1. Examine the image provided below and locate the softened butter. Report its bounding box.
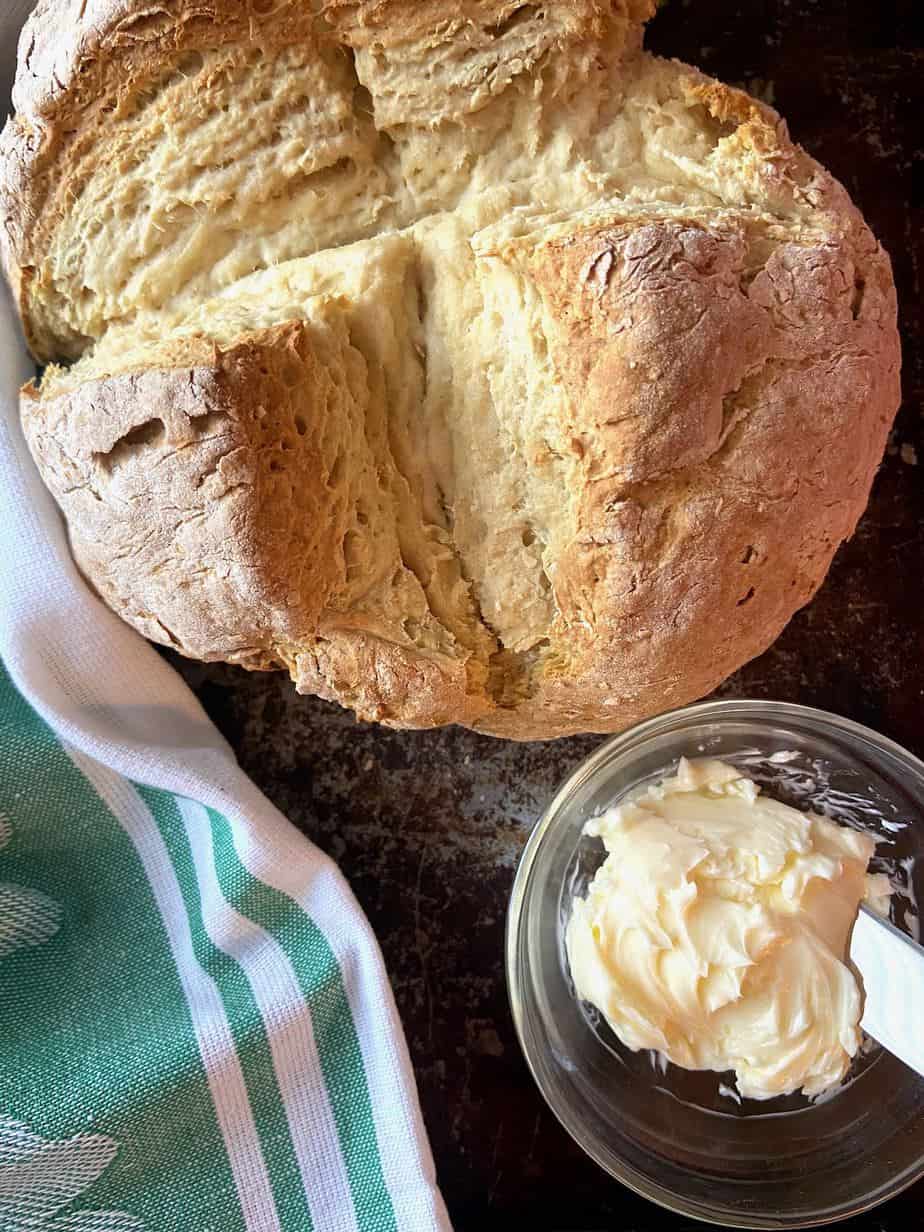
[566,757,891,1100]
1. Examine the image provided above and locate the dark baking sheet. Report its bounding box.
[168,2,924,1227]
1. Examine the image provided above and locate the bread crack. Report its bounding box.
[7,24,829,364]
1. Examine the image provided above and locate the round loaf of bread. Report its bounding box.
[0,1,900,738]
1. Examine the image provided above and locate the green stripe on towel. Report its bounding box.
[208,807,398,1232]
[137,786,314,1232]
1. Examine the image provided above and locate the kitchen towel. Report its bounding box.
[0,4,451,1230]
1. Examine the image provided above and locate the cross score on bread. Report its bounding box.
[0,1,900,739]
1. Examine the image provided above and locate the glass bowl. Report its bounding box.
[506,699,924,1228]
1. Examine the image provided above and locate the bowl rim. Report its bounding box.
[505,697,924,1228]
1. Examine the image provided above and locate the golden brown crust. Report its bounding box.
[23,322,344,663]
[1,0,655,358]
[4,0,902,740]
[2,1,316,357]
[471,209,899,737]
[21,315,495,730]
